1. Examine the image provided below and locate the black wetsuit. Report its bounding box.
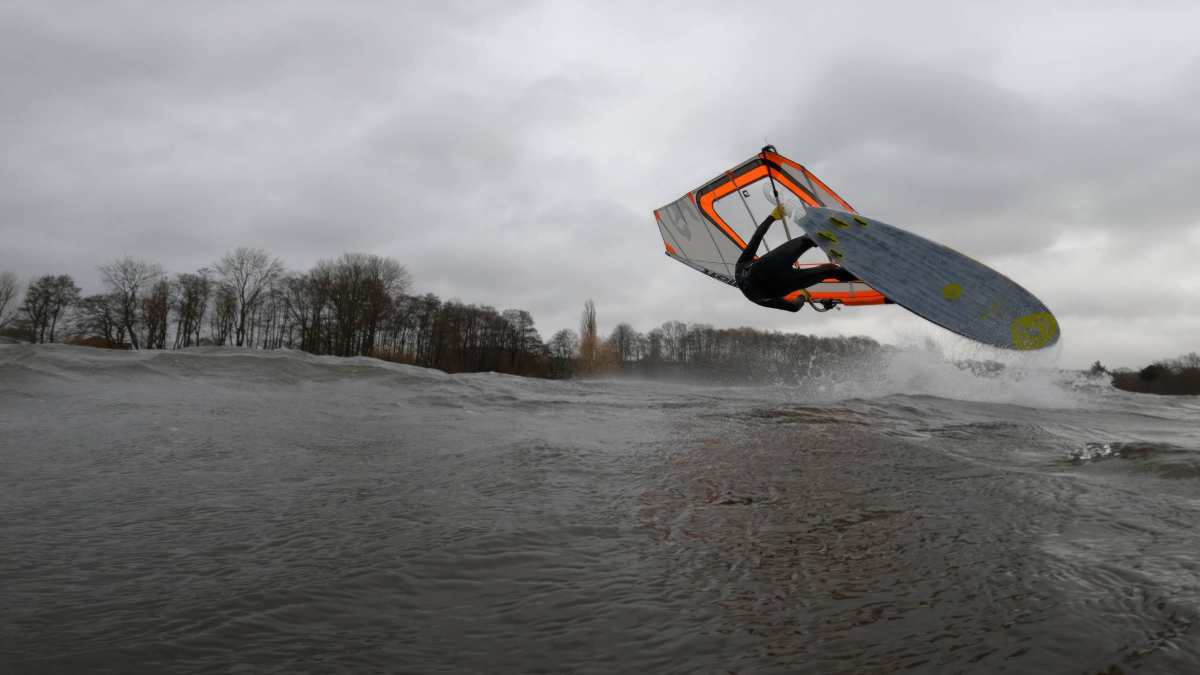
[735,211,857,312]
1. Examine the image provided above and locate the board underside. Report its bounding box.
[794,208,1060,351]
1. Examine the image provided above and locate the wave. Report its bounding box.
[730,337,1098,411]
[0,339,1112,409]
[0,343,721,417]
[0,343,452,386]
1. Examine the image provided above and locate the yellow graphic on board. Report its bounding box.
[853,216,870,227]
[943,284,962,299]
[829,216,849,228]
[828,248,845,259]
[816,231,838,243]
[1011,313,1059,350]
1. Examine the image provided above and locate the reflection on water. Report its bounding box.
[2,344,1200,673]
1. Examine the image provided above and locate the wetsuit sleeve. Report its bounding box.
[756,297,802,312]
[736,212,779,265]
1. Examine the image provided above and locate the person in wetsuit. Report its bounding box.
[736,205,858,312]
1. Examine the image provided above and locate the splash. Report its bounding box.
[1070,442,1116,462]
[797,332,1093,409]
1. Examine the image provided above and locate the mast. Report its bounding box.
[761,144,794,241]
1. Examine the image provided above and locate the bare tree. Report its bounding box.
[19,278,52,342]
[209,284,237,346]
[359,255,412,354]
[305,253,413,356]
[608,322,638,362]
[660,320,687,362]
[19,275,80,343]
[46,275,81,343]
[580,299,596,339]
[212,247,284,347]
[633,331,650,362]
[0,271,21,333]
[44,275,81,343]
[173,271,210,349]
[282,270,331,353]
[140,277,173,349]
[1174,352,1200,371]
[97,255,164,349]
[76,294,125,346]
[645,327,664,363]
[502,309,541,373]
[252,281,291,350]
[548,328,578,379]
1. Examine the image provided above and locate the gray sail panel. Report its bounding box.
[655,195,739,279]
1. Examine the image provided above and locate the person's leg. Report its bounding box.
[750,234,814,270]
[780,264,857,291]
[754,262,857,298]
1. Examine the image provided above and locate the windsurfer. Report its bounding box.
[735,206,857,312]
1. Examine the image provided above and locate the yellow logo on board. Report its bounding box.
[816,231,838,243]
[943,284,961,299]
[1011,313,1059,350]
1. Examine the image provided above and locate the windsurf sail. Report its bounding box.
[653,146,886,306]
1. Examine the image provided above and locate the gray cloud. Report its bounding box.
[787,54,1200,249]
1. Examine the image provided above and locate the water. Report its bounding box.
[2,344,1199,673]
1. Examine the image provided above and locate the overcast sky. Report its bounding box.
[3,1,1199,369]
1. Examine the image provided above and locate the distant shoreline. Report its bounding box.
[1103,353,1200,396]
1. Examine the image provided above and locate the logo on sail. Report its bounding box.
[1010,312,1058,350]
[665,205,692,240]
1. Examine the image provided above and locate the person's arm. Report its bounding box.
[736,206,786,265]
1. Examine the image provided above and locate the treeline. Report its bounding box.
[0,251,551,377]
[584,317,884,383]
[0,253,882,382]
[1095,353,1200,396]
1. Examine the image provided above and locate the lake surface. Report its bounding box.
[2,344,1199,673]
